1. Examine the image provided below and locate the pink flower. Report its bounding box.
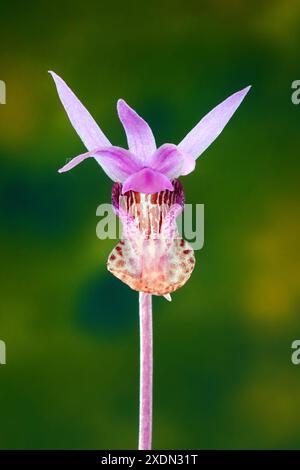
[50,72,251,449]
[50,71,250,296]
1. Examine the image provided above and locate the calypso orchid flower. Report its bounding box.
[50,71,250,449]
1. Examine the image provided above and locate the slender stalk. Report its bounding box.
[138,292,153,450]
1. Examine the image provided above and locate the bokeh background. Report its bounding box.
[0,0,300,450]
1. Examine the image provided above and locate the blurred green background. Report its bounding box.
[0,0,300,450]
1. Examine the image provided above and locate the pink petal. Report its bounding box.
[58,149,96,173]
[122,168,173,194]
[150,143,184,179]
[49,71,111,151]
[178,86,251,172]
[59,146,142,182]
[95,147,142,182]
[180,153,196,175]
[117,99,156,164]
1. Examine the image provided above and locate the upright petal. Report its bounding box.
[117,99,156,163]
[49,71,111,151]
[178,86,251,172]
[58,146,142,182]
